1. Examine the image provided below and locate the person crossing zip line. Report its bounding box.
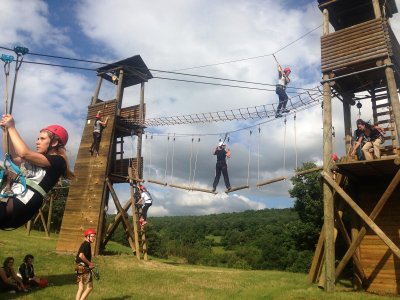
[275,63,291,118]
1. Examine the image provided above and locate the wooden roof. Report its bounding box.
[318,0,398,30]
[97,55,153,88]
[335,157,400,179]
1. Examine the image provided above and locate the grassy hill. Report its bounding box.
[0,228,393,300]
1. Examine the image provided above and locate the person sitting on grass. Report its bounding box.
[19,254,48,289]
[0,257,27,294]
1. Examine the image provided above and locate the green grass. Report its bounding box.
[0,229,396,299]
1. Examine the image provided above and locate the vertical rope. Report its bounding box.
[189,138,194,185]
[170,134,176,182]
[164,135,169,182]
[283,118,287,171]
[247,130,252,186]
[294,112,298,170]
[192,138,200,187]
[257,127,261,186]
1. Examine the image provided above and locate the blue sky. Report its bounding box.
[0,0,399,216]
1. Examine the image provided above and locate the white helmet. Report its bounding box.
[218,141,226,147]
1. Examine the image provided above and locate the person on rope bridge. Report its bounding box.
[90,111,109,157]
[275,63,291,118]
[138,185,152,226]
[75,228,96,300]
[0,114,73,229]
[212,141,231,193]
[351,118,385,161]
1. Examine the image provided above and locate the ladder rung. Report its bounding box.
[376,111,392,117]
[375,103,390,109]
[377,119,391,124]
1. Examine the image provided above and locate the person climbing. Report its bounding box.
[212,141,231,192]
[138,185,152,226]
[0,114,73,229]
[90,111,109,157]
[351,119,385,161]
[275,63,291,118]
[75,229,96,300]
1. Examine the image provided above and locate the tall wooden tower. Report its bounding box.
[309,0,400,294]
[56,56,152,258]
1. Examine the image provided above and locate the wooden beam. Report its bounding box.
[256,176,286,187]
[169,183,192,191]
[225,185,249,193]
[332,169,400,279]
[384,58,400,143]
[147,179,167,186]
[103,199,132,246]
[294,167,323,176]
[106,179,136,253]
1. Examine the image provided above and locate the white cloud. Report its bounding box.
[1,0,399,216]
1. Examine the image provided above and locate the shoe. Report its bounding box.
[89,149,93,155]
[227,187,232,191]
[282,109,290,113]
[212,187,216,192]
[275,113,282,118]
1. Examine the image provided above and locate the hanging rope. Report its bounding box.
[283,117,287,171]
[170,134,176,182]
[164,135,170,182]
[191,138,200,188]
[294,112,298,170]
[9,46,28,114]
[188,137,194,185]
[1,54,13,115]
[246,130,252,186]
[257,126,261,186]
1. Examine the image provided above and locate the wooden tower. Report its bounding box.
[56,56,152,259]
[309,0,400,294]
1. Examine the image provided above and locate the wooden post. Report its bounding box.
[372,0,382,18]
[137,82,145,179]
[384,58,400,143]
[322,7,335,293]
[91,75,103,105]
[129,169,141,259]
[116,69,124,115]
[342,97,352,156]
[47,194,54,234]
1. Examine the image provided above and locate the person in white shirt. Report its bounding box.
[138,185,152,226]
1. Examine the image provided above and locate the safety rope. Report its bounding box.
[294,112,298,170]
[191,138,200,188]
[246,130,252,186]
[188,138,194,185]
[257,127,261,186]
[164,135,169,182]
[170,135,176,182]
[9,46,29,115]
[283,117,287,171]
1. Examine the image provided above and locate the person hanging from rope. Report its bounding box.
[351,119,385,161]
[90,111,108,157]
[75,229,96,300]
[212,141,231,193]
[275,63,291,118]
[0,114,73,229]
[138,185,152,226]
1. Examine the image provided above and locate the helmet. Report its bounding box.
[41,125,68,146]
[332,153,338,162]
[84,228,96,236]
[138,185,145,191]
[218,141,226,147]
[95,114,101,119]
[39,278,48,288]
[283,67,291,74]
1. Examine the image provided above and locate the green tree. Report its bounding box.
[288,161,323,251]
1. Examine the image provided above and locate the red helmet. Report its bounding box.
[332,153,339,162]
[138,185,145,191]
[39,278,48,288]
[95,114,101,119]
[84,228,96,236]
[41,125,68,146]
[283,67,291,75]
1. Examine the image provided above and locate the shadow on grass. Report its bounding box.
[1,274,76,299]
[102,296,133,300]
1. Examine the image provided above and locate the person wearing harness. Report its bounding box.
[212,141,231,193]
[275,63,291,118]
[0,114,73,229]
[75,228,96,300]
[351,119,385,161]
[138,185,152,226]
[89,112,108,157]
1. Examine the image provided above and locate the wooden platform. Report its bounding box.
[56,100,117,253]
[336,157,400,294]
